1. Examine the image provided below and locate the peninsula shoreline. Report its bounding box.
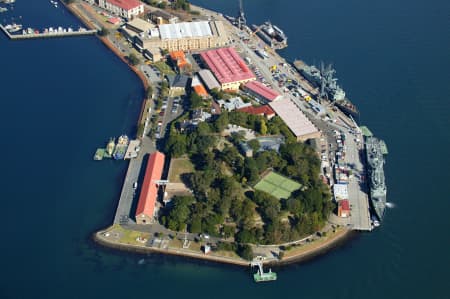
[63,1,358,268]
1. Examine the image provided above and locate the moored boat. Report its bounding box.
[113,135,129,160]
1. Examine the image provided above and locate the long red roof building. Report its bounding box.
[238,105,276,119]
[200,47,255,91]
[244,81,283,103]
[135,151,165,224]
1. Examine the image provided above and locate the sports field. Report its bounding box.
[254,171,301,199]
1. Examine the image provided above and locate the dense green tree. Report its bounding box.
[236,229,256,244]
[127,53,140,66]
[165,133,187,157]
[172,0,190,11]
[166,196,195,231]
[214,111,229,132]
[243,158,259,184]
[189,217,202,233]
[222,226,235,238]
[259,119,268,135]
[237,244,254,261]
[189,92,203,109]
[197,122,211,136]
[247,139,260,153]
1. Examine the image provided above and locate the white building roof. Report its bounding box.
[191,75,201,87]
[269,98,319,138]
[333,183,349,200]
[159,21,212,40]
[198,69,221,90]
[218,97,252,111]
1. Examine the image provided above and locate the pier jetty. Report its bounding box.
[0,24,97,40]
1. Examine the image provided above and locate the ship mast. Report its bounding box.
[237,0,246,30]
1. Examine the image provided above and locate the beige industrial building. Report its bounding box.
[134,21,228,52]
[269,98,321,142]
[125,18,154,34]
[148,9,179,25]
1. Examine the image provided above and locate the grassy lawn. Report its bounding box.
[115,226,150,245]
[168,158,194,183]
[153,61,176,75]
[254,171,301,199]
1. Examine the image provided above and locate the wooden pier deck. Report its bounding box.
[0,24,97,40]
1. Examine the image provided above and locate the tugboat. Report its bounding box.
[251,257,277,282]
[113,135,129,160]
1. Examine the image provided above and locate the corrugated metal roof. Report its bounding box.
[238,105,275,117]
[198,69,221,90]
[135,151,165,219]
[159,21,212,40]
[200,47,255,84]
[269,98,319,138]
[244,81,281,101]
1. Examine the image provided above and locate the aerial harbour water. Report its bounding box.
[1,0,449,298]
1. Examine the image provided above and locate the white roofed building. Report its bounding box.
[134,21,228,52]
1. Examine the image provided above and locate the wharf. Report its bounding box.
[124,139,141,160]
[113,137,155,225]
[0,24,97,40]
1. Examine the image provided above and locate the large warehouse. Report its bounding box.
[135,151,165,224]
[134,21,228,52]
[269,98,321,141]
[200,47,256,91]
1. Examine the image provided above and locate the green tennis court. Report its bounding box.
[254,171,301,199]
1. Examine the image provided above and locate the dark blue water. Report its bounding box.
[1,0,449,298]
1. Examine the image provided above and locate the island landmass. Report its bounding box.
[54,0,387,269]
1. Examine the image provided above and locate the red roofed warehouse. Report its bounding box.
[244,81,283,103]
[135,151,165,224]
[200,47,255,91]
[238,105,276,119]
[98,0,144,19]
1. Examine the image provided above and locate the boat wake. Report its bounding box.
[386,202,396,209]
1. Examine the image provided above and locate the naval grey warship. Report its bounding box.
[365,136,388,221]
[294,61,359,117]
